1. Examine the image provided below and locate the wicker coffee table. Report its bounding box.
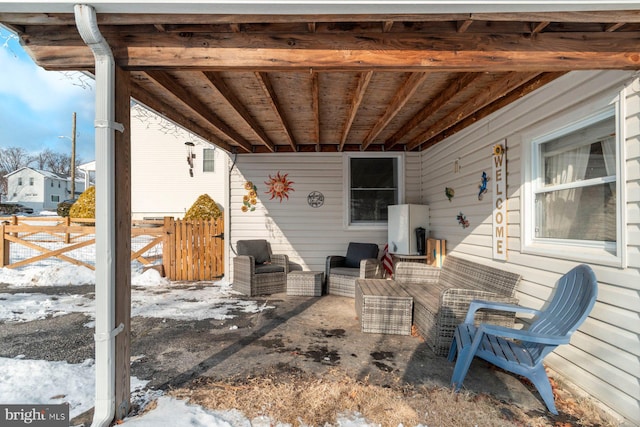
[286,271,324,296]
[355,278,413,335]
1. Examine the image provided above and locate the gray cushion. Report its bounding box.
[344,242,379,268]
[237,239,271,265]
[255,264,285,274]
[330,267,361,277]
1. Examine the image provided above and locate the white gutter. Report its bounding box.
[74,4,124,427]
[3,1,640,14]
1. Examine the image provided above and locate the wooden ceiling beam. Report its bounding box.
[22,29,640,71]
[605,22,626,32]
[144,70,253,153]
[202,71,276,152]
[531,21,550,33]
[339,71,373,151]
[130,84,234,153]
[420,71,566,149]
[311,71,320,150]
[407,71,542,150]
[457,20,473,33]
[254,72,297,151]
[384,72,484,150]
[361,71,428,150]
[5,11,640,26]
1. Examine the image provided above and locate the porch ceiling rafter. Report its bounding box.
[4,10,640,155]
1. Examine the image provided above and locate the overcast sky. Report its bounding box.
[0,26,96,162]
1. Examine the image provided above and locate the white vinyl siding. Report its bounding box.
[230,152,420,273]
[420,70,640,424]
[130,105,226,220]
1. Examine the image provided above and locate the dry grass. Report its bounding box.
[168,368,620,427]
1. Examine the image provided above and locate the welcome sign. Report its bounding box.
[492,141,507,260]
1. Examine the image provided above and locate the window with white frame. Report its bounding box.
[29,177,34,186]
[526,106,621,261]
[202,148,215,172]
[345,153,402,227]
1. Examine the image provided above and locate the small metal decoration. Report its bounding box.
[307,191,324,208]
[457,211,470,229]
[242,181,258,212]
[265,171,294,202]
[445,187,455,202]
[478,171,489,200]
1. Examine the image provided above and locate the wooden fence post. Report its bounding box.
[162,217,174,280]
[0,222,9,267]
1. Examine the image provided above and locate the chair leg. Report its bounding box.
[447,335,458,362]
[528,365,558,415]
[450,325,481,391]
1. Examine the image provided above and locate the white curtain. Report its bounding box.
[543,145,590,238]
[601,136,616,191]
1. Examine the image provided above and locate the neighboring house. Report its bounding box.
[130,103,227,220]
[228,70,640,423]
[4,167,86,211]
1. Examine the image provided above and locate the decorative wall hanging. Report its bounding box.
[445,187,455,202]
[241,181,257,212]
[307,191,324,208]
[457,212,470,229]
[185,141,195,177]
[492,141,508,260]
[478,171,489,200]
[265,171,294,202]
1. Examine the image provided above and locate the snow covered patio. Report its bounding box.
[0,262,619,426]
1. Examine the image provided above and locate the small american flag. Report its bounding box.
[381,243,394,278]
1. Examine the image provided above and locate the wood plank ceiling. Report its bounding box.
[2,11,640,154]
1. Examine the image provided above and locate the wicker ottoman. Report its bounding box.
[355,279,413,335]
[286,271,324,296]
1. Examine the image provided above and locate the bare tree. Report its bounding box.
[31,149,56,170]
[0,146,33,198]
[45,152,72,176]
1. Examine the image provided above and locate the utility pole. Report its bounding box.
[70,112,77,198]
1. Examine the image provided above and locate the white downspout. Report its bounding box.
[74,4,124,427]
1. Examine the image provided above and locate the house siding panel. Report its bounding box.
[230,152,420,273]
[130,105,227,220]
[420,70,640,424]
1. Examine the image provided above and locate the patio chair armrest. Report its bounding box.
[233,255,256,284]
[360,258,382,278]
[477,323,571,346]
[464,299,541,324]
[326,255,346,269]
[394,262,440,284]
[271,254,290,273]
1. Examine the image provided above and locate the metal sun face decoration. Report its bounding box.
[265,171,294,202]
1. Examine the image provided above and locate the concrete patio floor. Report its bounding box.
[137,291,548,413]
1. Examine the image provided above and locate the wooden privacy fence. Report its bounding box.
[0,216,224,281]
[162,217,224,281]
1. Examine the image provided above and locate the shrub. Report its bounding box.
[184,194,222,220]
[69,186,96,219]
[56,199,77,217]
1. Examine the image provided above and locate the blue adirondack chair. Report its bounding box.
[447,264,598,414]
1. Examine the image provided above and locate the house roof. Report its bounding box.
[2,2,640,154]
[4,166,69,180]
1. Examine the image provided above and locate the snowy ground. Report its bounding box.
[0,230,377,427]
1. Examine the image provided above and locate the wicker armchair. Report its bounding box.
[232,239,289,296]
[326,242,382,298]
